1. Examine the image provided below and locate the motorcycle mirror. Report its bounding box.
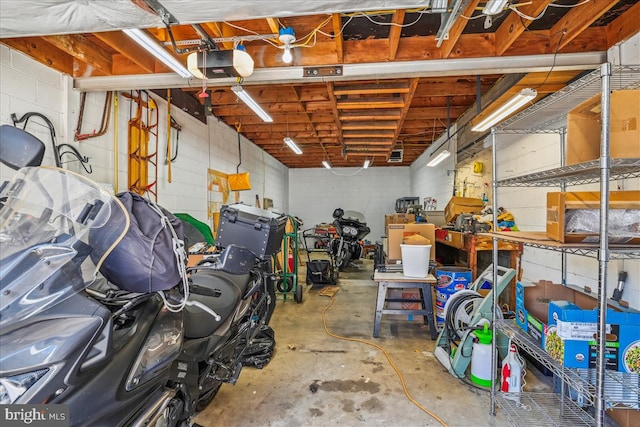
[0,125,46,170]
[333,208,344,219]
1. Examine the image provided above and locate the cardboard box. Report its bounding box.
[546,301,640,373]
[566,90,640,165]
[607,408,640,427]
[444,196,484,223]
[387,223,436,261]
[515,280,579,349]
[546,191,640,244]
[385,213,416,232]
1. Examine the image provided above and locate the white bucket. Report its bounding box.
[400,244,431,278]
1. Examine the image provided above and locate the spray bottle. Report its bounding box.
[501,341,524,403]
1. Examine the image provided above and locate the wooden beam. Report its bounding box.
[336,98,405,109]
[343,130,396,138]
[339,110,403,121]
[202,22,235,50]
[266,18,280,34]
[93,31,157,73]
[1,37,74,76]
[343,139,394,145]
[606,1,640,47]
[44,34,113,75]
[332,13,344,63]
[333,82,410,95]
[495,0,552,56]
[327,81,343,145]
[341,121,398,130]
[393,78,420,141]
[439,0,480,58]
[388,9,406,60]
[550,0,618,51]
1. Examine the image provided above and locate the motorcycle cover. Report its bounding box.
[98,192,185,293]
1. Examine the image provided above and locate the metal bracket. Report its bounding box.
[303,66,343,77]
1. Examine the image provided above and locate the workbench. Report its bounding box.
[435,230,522,305]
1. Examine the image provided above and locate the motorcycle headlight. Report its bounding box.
[126,311,182,391]
[0,368,49,404]
[343,226,357,237]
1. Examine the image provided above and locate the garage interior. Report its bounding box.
[0,1,639,426]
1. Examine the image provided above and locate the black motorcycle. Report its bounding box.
[0,125,278,426]
[328,208,370,270]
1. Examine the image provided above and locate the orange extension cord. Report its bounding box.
[319,293,450,427]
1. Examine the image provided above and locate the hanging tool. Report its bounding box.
[228,121,251,191]
[75,92,112,141]
[167,89,172,183]
[612,271,627,302]
[11,112,61,167]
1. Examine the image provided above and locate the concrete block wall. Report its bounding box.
[288,166,411,244]
[0,45,70,180]
[410,131,456,212]
[0,46,288,232]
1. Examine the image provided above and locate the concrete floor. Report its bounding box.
[194,257,544,427]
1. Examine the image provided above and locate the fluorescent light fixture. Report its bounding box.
[363,159,371,169]
[322,160,331,169]
[427,149,451,167]
[231,85,273,122]
[483,0,509,15]
[283,137,303,154]
[123,29,193,78]
[430,0,449,13]
[472,88,537,132]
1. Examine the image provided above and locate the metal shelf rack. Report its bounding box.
[481,232,640,260]
[496,158,640,188]
[497,393,595,427]
[487,63,640,427]
[497,320,640,409]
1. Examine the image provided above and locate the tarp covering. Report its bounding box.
[0,0,432,38]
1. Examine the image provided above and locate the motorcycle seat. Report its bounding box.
[183,270,250,338]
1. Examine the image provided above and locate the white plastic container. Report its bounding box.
[400,244,431,278]
[501,343,524,403]
[470,325,494,387]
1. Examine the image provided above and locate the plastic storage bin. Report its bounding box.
[400,244,431,277]
[216,204,287,259]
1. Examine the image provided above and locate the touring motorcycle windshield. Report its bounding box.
[342,210,366,224]
[0,167,128,330]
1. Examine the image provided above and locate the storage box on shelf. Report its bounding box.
[566,90,640,165]
[216,203,287,260]
[546,301,640,373]
[444,196,484,224]
[384,213,415,232]
[546,190,640,244]
[515,280,580,349]
[386,223,435,261]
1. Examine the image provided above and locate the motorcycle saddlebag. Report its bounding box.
[305,260,335,286]
[98,192,185,293]
[216,204,286,260]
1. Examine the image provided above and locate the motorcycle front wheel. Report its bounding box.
[195,383,222,412]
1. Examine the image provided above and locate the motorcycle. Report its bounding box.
[0,125,278,426]
[328,208,370,270]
